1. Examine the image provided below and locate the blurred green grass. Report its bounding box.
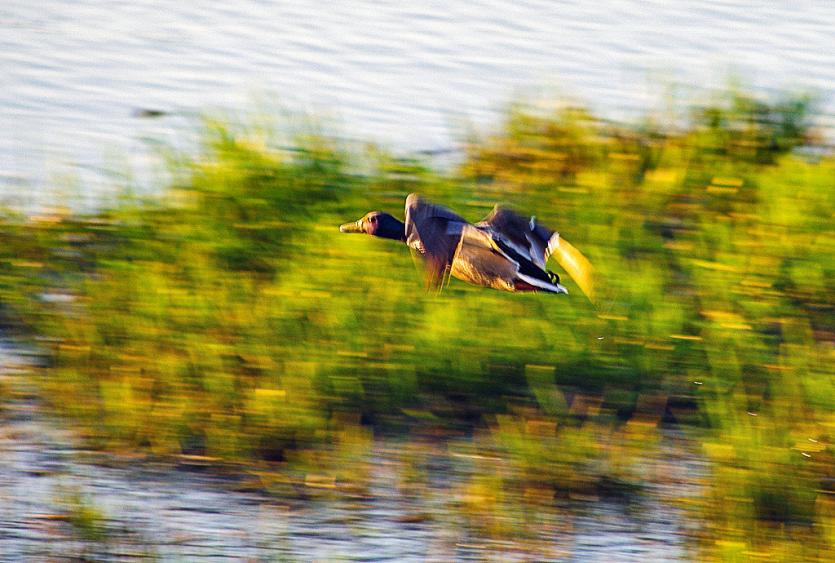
[0,88,833,560]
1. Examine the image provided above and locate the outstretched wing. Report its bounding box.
[479,205,596,301]
[478,205,554,269]
[404,193,467,289]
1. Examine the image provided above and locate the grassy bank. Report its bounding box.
[1,89,833,559]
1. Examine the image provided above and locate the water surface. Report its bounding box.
[2,1,834,206]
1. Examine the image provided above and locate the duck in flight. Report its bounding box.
[339,193,595,298]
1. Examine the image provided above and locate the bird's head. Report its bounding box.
[339,211,405,241]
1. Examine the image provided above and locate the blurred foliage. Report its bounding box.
[0,89,832,560]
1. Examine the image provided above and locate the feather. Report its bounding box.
[477,205,553,269]
[479,204,596,301]
[404,193,466,288]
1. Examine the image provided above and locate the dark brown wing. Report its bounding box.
[404,193,467,288]
[479,204,597,301]
[477,205,555,269]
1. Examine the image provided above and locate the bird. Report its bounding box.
[339,193,596,298]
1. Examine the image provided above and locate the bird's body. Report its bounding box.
[340,193,594,297]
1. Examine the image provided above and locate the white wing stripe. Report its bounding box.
[525,233,547,269]
[545,232,561,260]
[516,272,568,294]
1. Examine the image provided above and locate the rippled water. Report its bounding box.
[2,1,835,206]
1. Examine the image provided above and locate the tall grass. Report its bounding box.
[0,89,832,559]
